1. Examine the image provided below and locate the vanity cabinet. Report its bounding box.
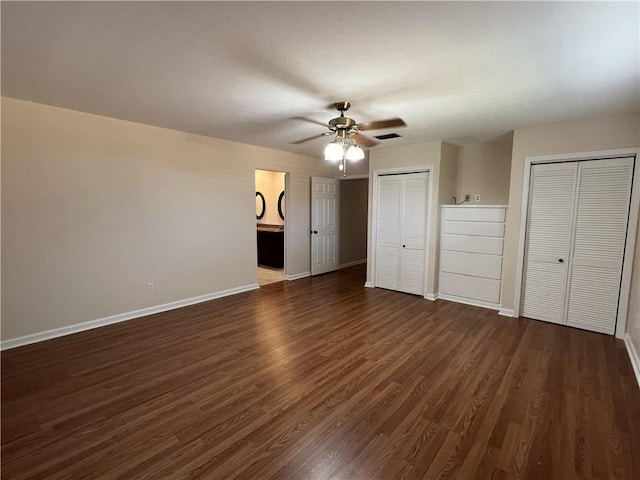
[257,227,284,268]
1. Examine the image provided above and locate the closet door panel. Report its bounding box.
[375,177,401,290]
[376,246,400,291]
[399,172,429,295]
[376,177,401,248]
[566,157,634,333]
[522,262,569,324]
[401,173,429,249]
[400,249,426,295]
[522,162,577,324]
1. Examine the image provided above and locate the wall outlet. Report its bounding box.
[464,193,471,202]
[475,194,481,202]
[147,282,154,293]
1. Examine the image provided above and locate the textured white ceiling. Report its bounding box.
[2,1,638,157]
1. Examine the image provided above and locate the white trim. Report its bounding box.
[338,259,367,269]
[624,334,640,389]
[437,293,501,311]
[498,308,515,317]
[424,293,438,301]
[369,165,435,298]
[285,271,311,281]
[0,283,259,351]
[513,148,640,339]
[283,171,291,278]
[364,281,374,288]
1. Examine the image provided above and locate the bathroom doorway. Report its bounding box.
[255,169,286,286]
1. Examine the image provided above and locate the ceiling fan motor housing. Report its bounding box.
[328,116,357,131]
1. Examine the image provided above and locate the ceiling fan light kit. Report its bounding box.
[293,101,406,176]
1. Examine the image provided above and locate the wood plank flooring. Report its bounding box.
[2,265,639,479]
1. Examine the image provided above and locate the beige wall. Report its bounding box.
[501,112,640,313]
[339,178,368,266]
[627,218,640,363]
[367,141,442,295]
[1,97,334,341]
[456,133,513,205]
[439,142,460,205]
[255,169,285,226]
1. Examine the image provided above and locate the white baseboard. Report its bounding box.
[338,259,367,269]
[498,308,515,317]
[285,271,310,281]
[624,333,640,389]
[437,293,501,311]
[424,293,438,301]
[364,281,374,288]
[0,283,260,351]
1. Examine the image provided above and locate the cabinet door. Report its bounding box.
[566,157,634,334]
[375,176,402,290]
[522,162,577,324]
[399,172,429,295]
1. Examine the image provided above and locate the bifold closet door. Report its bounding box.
[565,157,634,333]
[399,173,429,295]
[375,176,402,291]
[375,172,429,295]
[522,156,634,334]
[522,162,577,324]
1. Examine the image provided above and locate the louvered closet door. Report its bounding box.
[566,157,634,334]
[375,176,402,290]
[400,173,429,295]
[522,162,577,324]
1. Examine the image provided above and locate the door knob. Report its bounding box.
[312,230,318,234]
[403,244,406,248]
[558,258,564,263]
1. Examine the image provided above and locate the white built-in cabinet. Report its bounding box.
[438,206,507,308]
[375,172,429,296]
[522,156,635,335]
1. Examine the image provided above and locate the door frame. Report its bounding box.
[368,165,435,299]
[514,147,640,338]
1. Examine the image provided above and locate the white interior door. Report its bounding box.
[522,162,577,324]
[565,157,634,334]
[311,177,338,275]
[399,172,429,295]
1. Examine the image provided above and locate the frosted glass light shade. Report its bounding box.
[324,142,344,162]
[345,144,365,161]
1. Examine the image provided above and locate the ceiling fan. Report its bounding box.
[291,101,407,148]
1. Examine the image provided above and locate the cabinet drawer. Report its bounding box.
[444,207,506,222]
[443,221,505,237]
[440,250,502,279]
[442,234,504,255]
[439,272,501,304]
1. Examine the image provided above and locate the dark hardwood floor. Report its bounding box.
[2,264,639,479]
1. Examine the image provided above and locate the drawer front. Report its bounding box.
[439,272,501,304]
[440,251,503,279]
[443,207,506,222]
[443,221,505,237]
[442,234,504,255]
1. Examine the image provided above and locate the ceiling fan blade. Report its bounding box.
[290,132,331,145]
[357,118,407,131]
[290,116,329,128]
[353,132,380,148]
